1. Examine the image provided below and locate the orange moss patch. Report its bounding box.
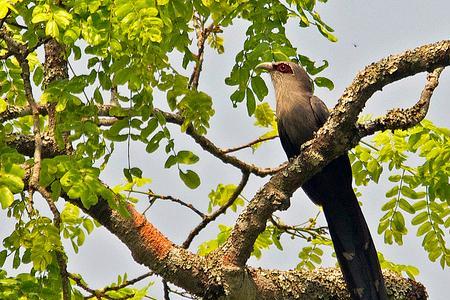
[130,205,173,259]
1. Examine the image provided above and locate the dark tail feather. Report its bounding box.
[322,191,388,300]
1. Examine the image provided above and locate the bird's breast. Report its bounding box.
[276,98,319,148]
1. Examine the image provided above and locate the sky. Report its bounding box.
[1,0,450,299]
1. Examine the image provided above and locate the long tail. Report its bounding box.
[322,190,388,300]
[302,155,388,299]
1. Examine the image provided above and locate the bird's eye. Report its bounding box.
[276,63,292,74]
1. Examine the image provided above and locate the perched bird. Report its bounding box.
[256,61,388,300]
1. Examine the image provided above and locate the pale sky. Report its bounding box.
[1,1,449,299]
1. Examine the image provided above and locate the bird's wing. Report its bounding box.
[277,120,298,159]
[310,95,330,127]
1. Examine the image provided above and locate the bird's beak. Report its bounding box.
[255,62,274,72]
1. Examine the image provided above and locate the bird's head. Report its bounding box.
[256,61,313,94]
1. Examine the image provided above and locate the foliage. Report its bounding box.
[208,183,244,213]
[378,253,420,280]
[350,120,450,268]
[296,238,330,270]
[0,268,62,300]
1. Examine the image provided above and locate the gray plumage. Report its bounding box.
[257,61,388,300]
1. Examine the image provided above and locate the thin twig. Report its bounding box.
[188,14,215,90]
[221,135,278,154]
[126,189,205,218]
[69,273,98,296]
[163,279,171,300]
[69,272,153,299]
[105,272,153,292]
[182,171,250,249]
[166,285,199,299]
[269,215,329,241]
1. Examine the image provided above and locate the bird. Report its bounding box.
[256,61,388,300]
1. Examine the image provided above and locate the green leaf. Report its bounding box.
[314,77,334,90]
[0,5,8,19]
[399,198,415,214]
[146,131,164,153]
[177,151,199,165]
[13,250,20,269]
[0,250,7,267]
[0,98,6,113]
[33,66,44,86]
[83,219,95,234]
[412,200,427,211]
[130,167,143,178]
[316,23,338,42]
[45,19,59,38]
[381,198,396,211]
[230,89,245,104]
[246,88,256,116]
[385,186,399,198]
[53,8,72,29]
[401,186,418,199]
[0,173,24,193]
[254,103,275,128]
[389,175,402,182]
[123,168,132,182]
[392,211,406,233]
[32,13,50,24]
[411,211,428,225]
[251,76,268,100]
[50,180,61,201]
[417,222,431,236]
[164,155,177,168]
[0,186,14,209]
[179,169,200,189]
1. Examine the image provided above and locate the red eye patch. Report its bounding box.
[275,63,293,74]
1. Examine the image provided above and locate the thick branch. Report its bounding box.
[219,40,450,267]
[249,268,427,300]
[62,194,209,296]
[21,161,426,299]
[358,67,444,136]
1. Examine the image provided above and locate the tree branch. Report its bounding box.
[1,27,43,215]
[129,190,205,218]
[1,103,283,176]
[38,187,70,300]
[221,135,278,154]
[358,67,444,136]
[156,109,284,176]
[188,14,215,90]
[219,39,450,267]
[249,268,427,300]
[182,171,250,249]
